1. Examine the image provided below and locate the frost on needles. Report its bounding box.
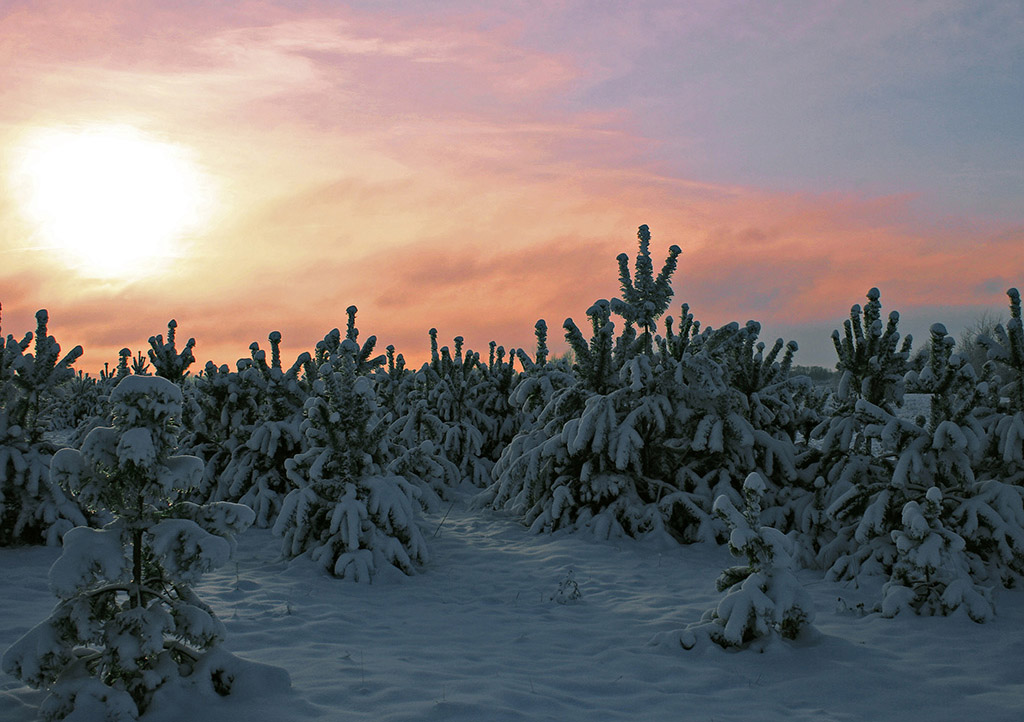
[2,375,259,721]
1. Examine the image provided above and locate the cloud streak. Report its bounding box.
[0,1,1020,370]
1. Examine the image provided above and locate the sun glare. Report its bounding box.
[9,124,213,279]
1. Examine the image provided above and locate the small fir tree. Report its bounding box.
[222,336,314,527]
[0,308,87,545]
[386,397,461,510]
[313,306,385,375]
[481,300,672,539]
[723,329,818,534]
[115,348,133,380]
[147,320,195,382]
[804,289,913,578]
[274,341,427,582]
[977,288,1024,485]
[882,486,994,622]
[417,332,494,487]
[130,351,151,376]
[513,320,573,425]
[481,227,794,544]
[2,376,255,720]
[181,359,263,504]
[831,288,911,412]
[669,473,814,650]
[817,317,1024,604]
[375,344,413,422]
[924,309,1024,587]
[49,372,105,435]
[610,224,682,353]
[476,341,523,466]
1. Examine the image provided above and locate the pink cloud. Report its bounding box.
[0,2,1020,373]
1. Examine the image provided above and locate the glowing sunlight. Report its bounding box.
[8,124,213,279]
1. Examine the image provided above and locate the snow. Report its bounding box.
[47,526,127,598]
[4,498,1024,721]
[109,375,183,405]
[149,518,232,582]
[116,428,157,469]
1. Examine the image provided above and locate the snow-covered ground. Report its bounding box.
[3,494,1023,722]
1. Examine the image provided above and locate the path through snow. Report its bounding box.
[2,497,1023,721]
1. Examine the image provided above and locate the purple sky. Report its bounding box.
[1,1,1022,370]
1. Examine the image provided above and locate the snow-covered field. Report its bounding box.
[3,493,1023,722]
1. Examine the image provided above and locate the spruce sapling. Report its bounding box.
[882,486,994,622]
[0,308,87,545]
[274,339,427,582]
[674,472,814,649]
[3,376,255,720]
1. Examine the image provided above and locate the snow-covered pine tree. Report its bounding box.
[513,320,573,427]
[662,472,814,650]
[273,332,427,581]
[67,351,126,452]
[481,298,672,539]
[654,319,755,542]
[652,301,767,543]
[314,305,385,375]
[5,310,85,444]
[818,312,1024,606]
[664,319,815,543]
[67,348,142,452]
[148,319,195,382]
[611,224,681,354]
[481,227,695,540]
[803,289,913,578]
[2,375,255,720]
[711,327,823,541]
[476,341,523,467]
[223,335,314,527]
[377,332,471,509]
[130,350,150,376]
[832,288,911,412]
[898,325,986,506]
[376,331,480,504]
[726,330,803,475]
[0,306,36,389]
[48,372,105,436]
[218,310,381,530]
[417,330,494,488]
[882,486,994,622]
[865,326,993,618]
[386,396,460,510]
[0,308,87,545]
[115,348,132,380]
[565,298,619,395]
[828,321,1023,615]
[977,287,1024,485]
[181,359,263,504]
[658,301,701,361]
[376,344,413,422]
[928,297,1024,587]
[979,288,1024,407]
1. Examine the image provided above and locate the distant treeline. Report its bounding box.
[791,364,840,386]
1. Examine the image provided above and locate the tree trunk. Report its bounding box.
[132,527,143,608]
[132,490,144,608]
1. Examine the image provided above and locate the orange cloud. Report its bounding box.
[0,3,1020,373]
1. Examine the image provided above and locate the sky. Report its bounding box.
[1,0,1022,372]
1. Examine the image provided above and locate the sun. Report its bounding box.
[9,124,213,279]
